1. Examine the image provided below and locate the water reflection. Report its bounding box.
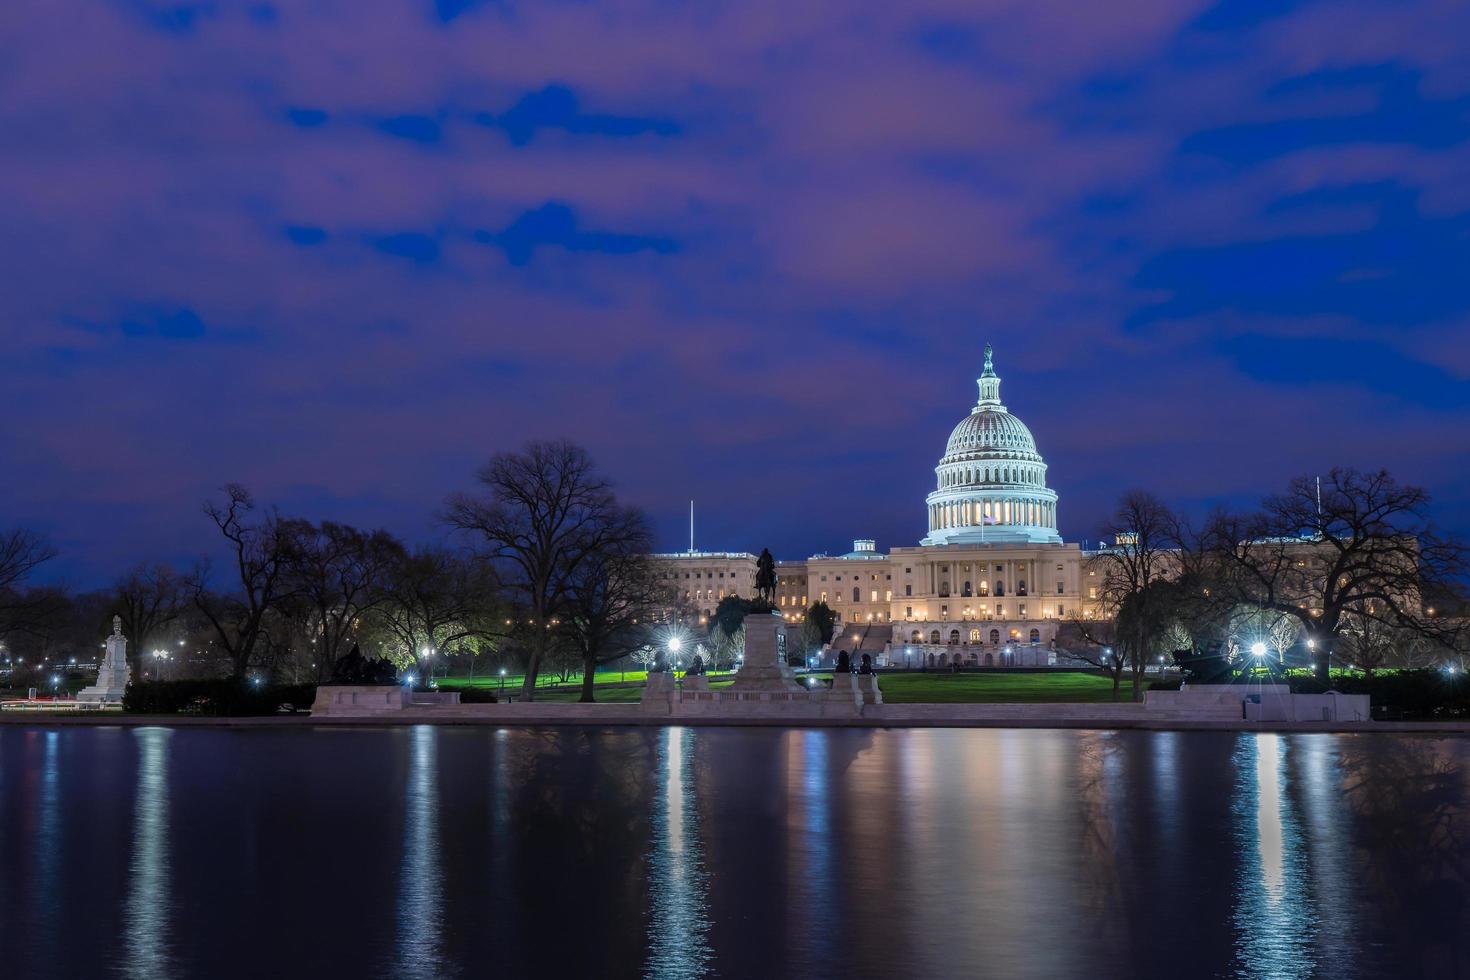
[124,728,174,980]
[645,726,711,980]
[1,726,1467,979]
[30,731,61,953]
[396,726,451,980]
[1232,734,1314,980]
[1338,736,1470,976]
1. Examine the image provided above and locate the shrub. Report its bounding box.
[457,687,498,704]
[123,679,317,716]
[1290,669,1470,720]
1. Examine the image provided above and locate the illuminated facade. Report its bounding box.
[654,345,1099,665]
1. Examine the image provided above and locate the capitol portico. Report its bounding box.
[654,344,1101,667]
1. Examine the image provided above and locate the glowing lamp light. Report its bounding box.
[668,637,683,652]
[1251,642,1267,658]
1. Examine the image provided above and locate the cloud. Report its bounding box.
[376,113,442,144]
[286,106,329,127]
[370,232,441,263]
[0,0,1467,584]
[479,84,681,145]
[478,202,676,266]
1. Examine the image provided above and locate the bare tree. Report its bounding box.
[188,485,298,679]
[0,527,58,640]
[279,520,404,682]
[1089,491,1180,700]
[557,509,671,702]
[373,546,499,676]
[1211,468,1469,681]
[113,563,185,671]
[1056,618,1127,701]
[444,439,631,701]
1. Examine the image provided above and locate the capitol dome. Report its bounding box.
[921,344,1061,546]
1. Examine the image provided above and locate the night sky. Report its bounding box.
[4,0,1469,586]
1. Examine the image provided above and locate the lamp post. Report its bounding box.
[499,667,506,695]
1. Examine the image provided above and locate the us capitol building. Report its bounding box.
[655,345,1102,667]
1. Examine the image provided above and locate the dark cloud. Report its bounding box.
[376,113,442,144]
[0,0,1466,584]
[478,84,680,146]
[285,106,329,127]
[1132,184,1470,327]
[478,202,676,266]
[370,232,440,263]
[285,224,327,245]
[1181,64,1470,165]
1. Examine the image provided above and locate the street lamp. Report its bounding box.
[499,667,507,694]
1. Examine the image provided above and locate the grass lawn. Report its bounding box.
[874,671,1143,704]
[439,670,1142,704]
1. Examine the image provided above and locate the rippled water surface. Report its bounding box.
[1,725,1467,979]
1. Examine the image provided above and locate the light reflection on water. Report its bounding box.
[1233,733,1315,980]
[396,725,452,980]
[1,726,1467,979]
[30,731,61,953]
[645,726,712,980]
[123,727,174,980]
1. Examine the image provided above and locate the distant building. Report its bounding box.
[652,344,1099,665]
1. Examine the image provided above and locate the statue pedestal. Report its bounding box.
[857,673,883,705]
[639,671,676,714]
[682,674,710,692]
[729,612,803,693]
[826,672,863,707]
[78,619,130,704]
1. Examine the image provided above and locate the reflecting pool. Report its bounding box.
[0,726,1466,979]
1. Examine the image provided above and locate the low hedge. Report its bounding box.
[1290,669,1470,720]
[456,687,498,703]
[123,679,317,716]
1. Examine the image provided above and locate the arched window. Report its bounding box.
[979,581,989,596]
[995,582,1005,597]
[1029,628,1041,644]
[910,630,921,643]
[948,630,960,645]
[969,628,981,642]
[929,630,941,644]
[940,581,950,597]
[852,587,860,602]
[989,628,1000,644]
[1018,579,1027,596]
[962,581,972,597]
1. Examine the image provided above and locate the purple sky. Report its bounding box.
[3,0,1469,586]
